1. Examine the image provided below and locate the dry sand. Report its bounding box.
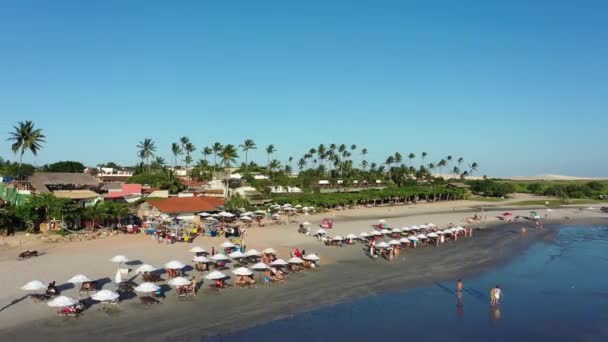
[0,199,606,341]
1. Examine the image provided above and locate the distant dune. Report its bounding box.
[508,174,608,181]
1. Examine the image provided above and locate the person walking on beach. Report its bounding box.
[457,279,464,295]
[521,227,527,237]
[211,246,215,256]
[490,285,502,306]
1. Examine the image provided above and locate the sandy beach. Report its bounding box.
[1,199,606,341]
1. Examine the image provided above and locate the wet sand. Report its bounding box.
[1,204,606,342]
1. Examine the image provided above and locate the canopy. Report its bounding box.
[288,257,304,264]
[229,251,246,259]
[232,267,253,276]
[251,262,270,270]
[168,277,192,286]
[68,274,91,284]
[262,248,276,254]
[391,228,402,233]
[333,235,344,241]
[164,260,186,269]
[91,290,120,302]
[270,259,288,266]
[47,296,79,308]
[135,264,157,273]
[193,256,211,263]
[219,211,235,217]
[346,234,358,239]
[303,254,320,261]
[399,237,410,243]
[198,212,211,217]
[244,249,261,257]
[302,221,311,226]
[408,236,419,241]
[134,282,160,293]
[371,231,382,236]
[380,229,391,234]
[189,246,206,253]
[204,271,227,280]
[220,241,236,248]
[21,280,47,291]
[211,253,229,261]
[388,240,401,245]
[359,232,370,238]
[110,255,129,263]
[376,242,390,248]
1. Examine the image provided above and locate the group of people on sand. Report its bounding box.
[235,275,256,286]
[176,277,198,296]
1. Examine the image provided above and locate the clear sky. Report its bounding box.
[0,0,606,177]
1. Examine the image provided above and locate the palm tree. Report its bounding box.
[171,143,183,169]
[268,159,281,184]
[179,136,190,168]
[266,144,276,176]
[457,157,464,167]
[84,202,108,231]
[288,156,293,172]
[453,166,461,176]
[385,155,395,179]
[298,158,306,171]
[408,153,416,167]
[159,169,184,193]
[7,120,46,172]
[421,152,427,166]
[184,142,196,180]
[137,138,156,171]
[468,162,479,176]
[318,144,326,168]
[239,139,257,172]
[446,155,453,170]
[212,142,223,176]
[152,157,166,169]
[437,159,447,175]
[361,148,368,170]
[220,144,239,196]
[394,152,403,166]
[202,146,213,164]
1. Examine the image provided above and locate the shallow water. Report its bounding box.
[204,226,608,342]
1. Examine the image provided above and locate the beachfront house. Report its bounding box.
[268,185,303,194]
[232,186,272,205]
[137,196,225,222]
[27,172,102,207]
[104,183,142,203]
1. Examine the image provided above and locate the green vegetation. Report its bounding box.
[0,159,35,178]
[495,180,608,199]
[507,199,605,207]
[127,169,185,194]
[467,180,516,197]
[42,160,85,173]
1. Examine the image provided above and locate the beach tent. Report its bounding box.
[91,290,120,302]
[68,274,91,284]
[193,256,211,263]
[135,264,157,273]
[134,282,160,293]
[205,271,227,280]
[47,296,79,308]
[21,280,47,291]
[164,260,186,269]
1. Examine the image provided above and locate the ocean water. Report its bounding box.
[204,226,608,342]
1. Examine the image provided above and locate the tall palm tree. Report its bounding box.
[171,143,183,169]
[202,146,213,164]
[317,144,326,168]
[220,144,239,196]
[408,153,416,167]
[268,159,281,184]
[212,142,223,176]
[394,152,403,166]
[468,162,479,176]
[137,138,156,171]
[361,148,368,170]
[421,152,427,166]
[446,155,453,170]
[179,136,190,168]
[7,120,46,172]
[239,139,257,172]
[184,142,196,180]
[385,155,395,179]
[457,157,464,167]
[266,144,276,176]
[437,159,447,175]
[152,157,166,169]
[288,156,293,172]
[298,158,306,171]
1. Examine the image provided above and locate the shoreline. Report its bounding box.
[3,216,606,341]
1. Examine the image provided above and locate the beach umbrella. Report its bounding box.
[502,212,512,216]
[272,213,281,218]
[232,267,253,276]
[135,264,157,274]
[251,262,270,270]
[399,237,410,244]
[408,236,419,241]
[380,229,391,235]
[333,235,344,241]
[205,217,218,222]
[21,280,47,291]
[456,227,466,232]
[301,221,311,226]
[245,249,261,257]
[68,274,91,284]
[288,257,303,264]
[417,234,427,239]
[295,204,302,208]
[198,212,211,217]
[391,228,402,233]
[229,251,246,259]
[211,253,229,261]
[241,211,254,217]
[168,277,192,287]
[110,255,129,263]
[262,248,276,255]
[164,260,186,269]
[371,231,382,236]
[134,282,160,293]
[47,296,79,308]
[378,219,386,223]
[346,233,358,240]
[220,241,236,248]
[359,232,370,238]
[219,211,235,218]
[316,228,327,235]
[302,206,309,211]
[204,271,227,280]
[240,216,252,221]
[427,223,436,227]
[189,246,206,253]
[193,256,211,263]
[255,210,266,214]
[91,290,120,302]
[410,225,420,230]
[388,240,401,245]
[427,233,439,238]
[303,254,320,261]
[376,242,390,248]
[401,227,411,232]
[271,259,289,266]
[419,225,428,230]
[212,213,220,217]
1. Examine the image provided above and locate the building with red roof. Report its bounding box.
[137,196,224,221]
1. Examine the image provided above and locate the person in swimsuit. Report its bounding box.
[494,285,502,305]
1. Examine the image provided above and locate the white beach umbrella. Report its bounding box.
[212,214,220,217]
[399,237,410,244]
[164,260,186,269]
[417,234,427,239]
[135,264,157,274]
[91,290,120,302]
[134,282,160,293]
[272,213,281,218]
[295,204,302,208]
[189,246,206,253]
[288,257,304,264]
[232,267,253,276]
[229,251,246,259]
[391,228,402,233]
[21,280,47,291]
[401,227,411,232]
[427,232,439,238]
[302,221,311,226]
[376,242,390,248]
[168,277,192,287]
[388,239,401,245]
[436,230,446,235]
[333,235,344,241]
[262,248,277,255]
[219,211,235,218]
[316,228,327,235]
[251,262,270,270]
[360,232,370,238]
[419,224,428,230]
[110,255,129,263]
[427,223,436,227]
[410,225,420,230]
[371,231,382,236]
[270,258,289,266]
[381,229,391,235]
[68,274,91,284]
[204,271,227,280]
[205,217,218,222]
[408,236,419,241]
[241,211,254,217]
[255,210,266,214]
[240,216,252,221]
[303,254,320,261]
[456,227,466,231]
[47,296,79,308]
[220,241,236,248]
[245,249,261,257]
[346,233,358,240]
[302,206,309,211]
[211,253,229,261]
[193,256,211,263]
[378,219,386,223]
[198,212,211,217]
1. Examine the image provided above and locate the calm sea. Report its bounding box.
[204,225,608,342]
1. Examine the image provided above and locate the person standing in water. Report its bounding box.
[457,279,464,295]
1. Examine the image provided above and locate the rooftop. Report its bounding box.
[146,196,224,214]
[29,172,99,193]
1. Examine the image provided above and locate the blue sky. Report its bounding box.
[0,0,606,177]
